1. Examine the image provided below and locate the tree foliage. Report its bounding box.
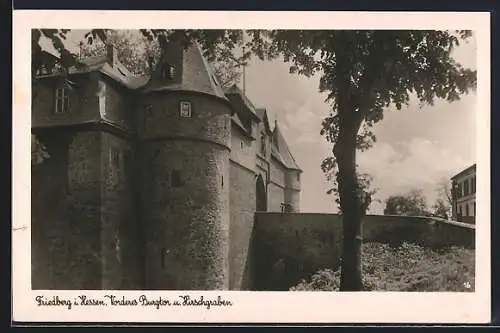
[32,29,248,81]
[431,179,453,219]
[76,30,242,87]
[384,189,430,216]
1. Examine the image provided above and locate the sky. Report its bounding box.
[240,34,477,214]
[40,30,477,214]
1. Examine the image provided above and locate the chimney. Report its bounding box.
[106,44,118,67]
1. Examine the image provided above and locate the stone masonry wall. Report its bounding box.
[252,213,475,290]
[141,140,230,290]
[32,130,73,289]
[32,131,103,289]
[229,161,256,290]
[100,132,138,289]
[252,213,342,290]
[139,90,231,290]
[268,183,285,212]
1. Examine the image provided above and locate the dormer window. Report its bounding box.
[37,65,50,76]
[179,101,192,118]
[55,87,69,114]
[161,62,176,81]
[260,132,266,156]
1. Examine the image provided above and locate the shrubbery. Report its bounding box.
[290,242,475,292]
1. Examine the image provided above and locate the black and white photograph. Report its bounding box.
[14,11,491,323]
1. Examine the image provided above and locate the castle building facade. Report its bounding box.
[31,43,302,291]
[451,163,476,224]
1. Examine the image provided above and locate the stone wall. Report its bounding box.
[229,162,256,290]
[100,132,138,289]
[141,140,230,290]
[252,213,475,290]
[32,130,103,289]
[267,182,285,212]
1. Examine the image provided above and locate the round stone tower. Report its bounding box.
[139,42,231,290]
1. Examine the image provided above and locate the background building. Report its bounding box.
[451,163,476,224]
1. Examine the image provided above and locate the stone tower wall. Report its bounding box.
[285,170,301,212]
[139,92,231,290]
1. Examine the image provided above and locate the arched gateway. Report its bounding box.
[256,174,267,212]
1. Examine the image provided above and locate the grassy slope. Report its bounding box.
[290,242,475,292]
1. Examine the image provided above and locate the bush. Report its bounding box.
[290,242,475,292]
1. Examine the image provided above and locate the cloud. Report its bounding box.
[358,138,470,214]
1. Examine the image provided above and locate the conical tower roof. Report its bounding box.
[141,42,228,101]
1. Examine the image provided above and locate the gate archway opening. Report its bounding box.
[256,174,267,212]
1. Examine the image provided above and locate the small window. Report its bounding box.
[296,173,300,182]
[161,63,176,81]
[55,87,70,114]
[222,176,224,188]
[171,170,182,187]
[465,203,469,217]
[473,202,476,216]
[240,141,244,149]
[110,147,121,167]
[179,101,192,118]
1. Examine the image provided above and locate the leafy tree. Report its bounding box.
[77,30,242,87]
[432,199,450,219]
[77,30,161,75]
[429,179,454,219]
[245,30,476,290]
[384,189,430,216]
[33,29,477,291]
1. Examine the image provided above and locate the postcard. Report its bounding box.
[12,10,491,324]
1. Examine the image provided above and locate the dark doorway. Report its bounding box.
[256,174,267,212]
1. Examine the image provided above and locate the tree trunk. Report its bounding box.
[334,104,364,291]
[335,133,364,291]
[332,36,364,291]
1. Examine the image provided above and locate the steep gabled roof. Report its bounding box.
[224,85,260,121]
[256,108,272,134]
[231,112,256,140]
[141,43,228,101]
[271,122,301,171]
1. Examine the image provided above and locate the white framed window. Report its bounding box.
[179,101,192,118]
[55,87,70,114]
